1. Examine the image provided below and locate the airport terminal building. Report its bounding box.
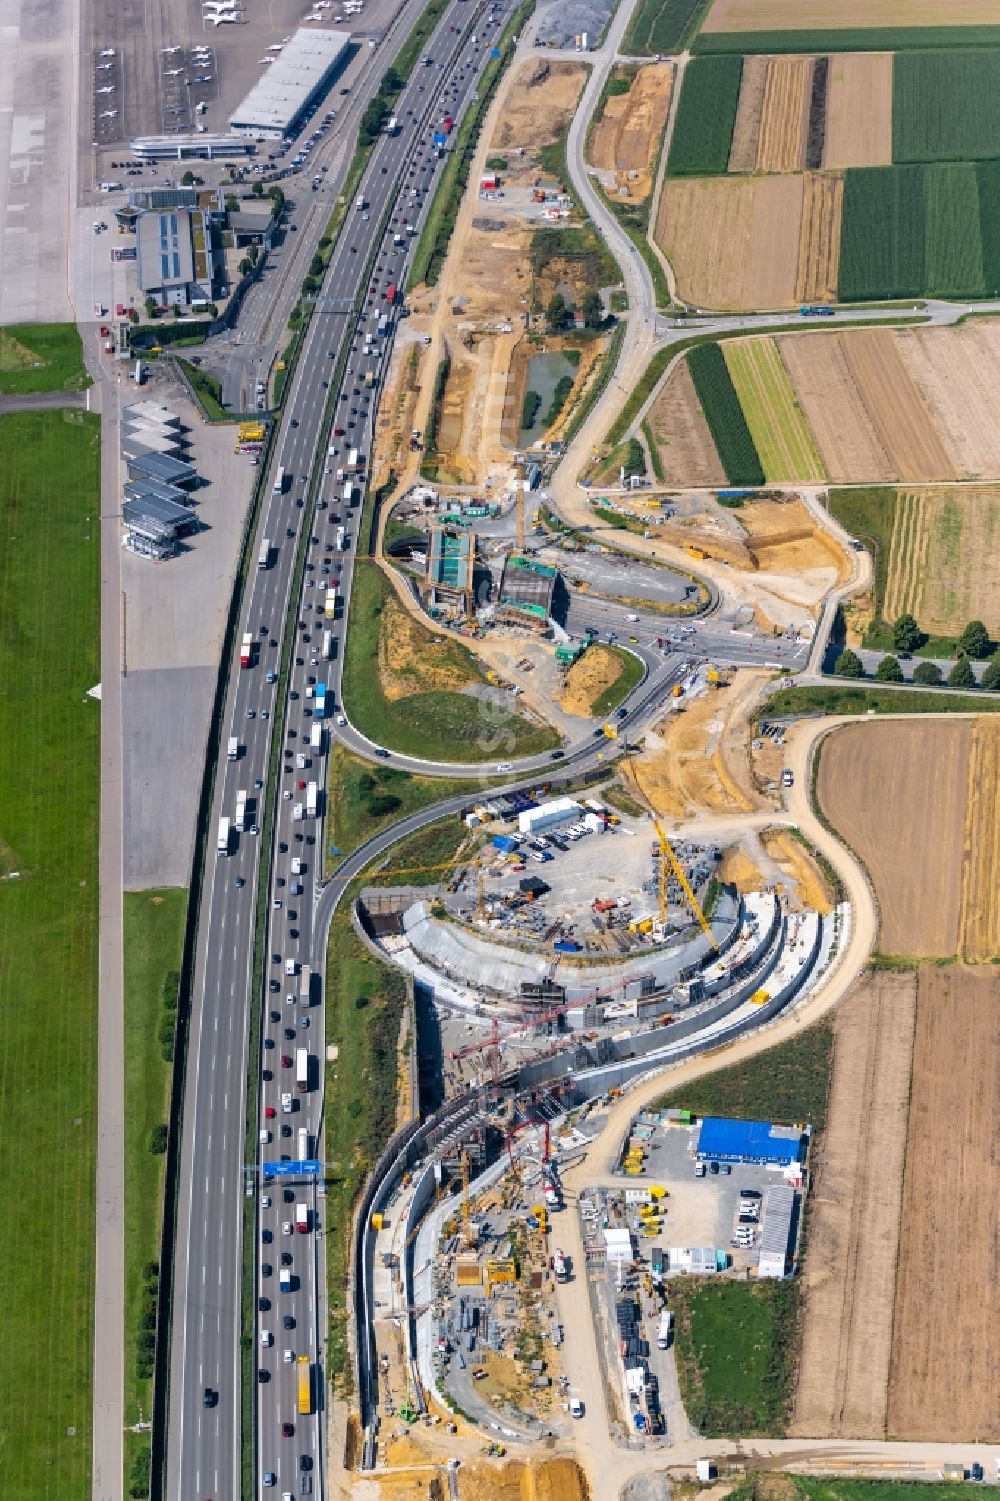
[229,29,351,141]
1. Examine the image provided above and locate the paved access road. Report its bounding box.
[164,4,564,1499]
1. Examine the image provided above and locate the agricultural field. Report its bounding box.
[957,718,1000,961]
[823,51,894,167]
[687,342,764,485]
[656,174,821,309]
[624,0,712,54]
[644,358,727,486]
[666,55,744,175]
[887,964,1000,1438]
[588,62,674,202]
[0,409,101,1500]
[727,55,825,172]
[817,719,971,956]
[696,0,1000,54]
[722,337,825,481]
[838,161,1000,298]
[893,48,1000,161]
[882,488,1000,636]
[792,971,916,1438]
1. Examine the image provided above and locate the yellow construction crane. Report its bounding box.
[516,484,525,553]
[654,818,718,950]
[461,1151,473,1245]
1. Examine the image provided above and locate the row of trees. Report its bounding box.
[889,611,992,659]
[834,648,1000,689]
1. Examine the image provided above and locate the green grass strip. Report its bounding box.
[722,338,824,482]
[0,323,91,394]
[0,409,101,1501]
[694,25,1000,53]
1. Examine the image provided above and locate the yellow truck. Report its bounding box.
[297,1356,312,1416]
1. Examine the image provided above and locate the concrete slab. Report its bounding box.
[123,664,216,886]
[0,0,75,322]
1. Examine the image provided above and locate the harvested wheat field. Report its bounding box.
[728,55,768,171]
[817,720,971,955]
[793,970,917,1438]
[590,63,673,201]
[882,487,1000,636]
[895,320,1000,478]
[656,175,805,310]
[490,59,587,153]
[958,718,1000,961]
[755,56,813,171]
[645,358,726,486]
[701,0,1000,34]
[723,337,826,481]
[887,964,1000,1440]
[624,670,768,818]
[823,52,893,168]
[778,332,893,481]
[795,171,843,303]
[839,328,958,482]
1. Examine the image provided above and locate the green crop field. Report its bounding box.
[694,25,1000,54]
[669,1279,799,1434]
[0,409,101,1501]
[666,56,743,175]
[893,50,1000,162]
[723,339,825,482]
[839,161,1000,299]
[342,561,558,760]
[687,342,764,485]
[924,163,985,295]
[0,323,91,395]
[839,166,925,300]
[654,1019,833,1128]
[625,0,714,54]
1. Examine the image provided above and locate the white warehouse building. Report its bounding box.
[518,796,581,836]
[757,1185,796,1279]
[229,29,351,140]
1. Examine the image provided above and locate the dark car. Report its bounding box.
[280,1251,293,1267]
[283,1314,295,1329]
[257,1368,270,1384]
[284,1027,296,1040]
[258,1295,270,1311]
[282,1422,295,1437]
[550,750,565,760]
[261,1263,272,1277]
[203,1387,216,1407]
[300,1456,313,1472]
[279,841,288,853]
[283,1188,294,1204]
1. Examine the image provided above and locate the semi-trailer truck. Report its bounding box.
[343,479,353,503]
[227,736,239,761]
[273,466,285,494]
[299,964,311,1005]
[314,683,327,718]
[217,817,231,856]
[310,721,324,753]
[306,781,318,818]
[297,1355,312,1414]
[257,537,271,570]
[322,629,333,659]
[234,789,248,832]
[295,1202,310,1234]
[239,633,253,668]
[335,525,346,550]
[295,1048,309,1092]
[297,1127,311,1159]
[347,446,359,471]
[324,588,337,619]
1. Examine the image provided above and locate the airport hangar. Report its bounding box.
[228,29,352,141]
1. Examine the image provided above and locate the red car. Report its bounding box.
[265,1106,276,1119]
[334,426,345,436]
[281,1054,293,1068]
[297,779,306,790]
[281,1422,294,1437]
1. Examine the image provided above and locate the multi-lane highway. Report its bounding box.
[164,3,552,1498]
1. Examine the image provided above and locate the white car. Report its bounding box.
[282,1221,293,1236]
[259,1329,273,1346]
[569,1396,583,1418]
[496,762,513,773]
[260,1194,271,1208]
[335,712,346,725]
[259,1128,271,1144]
[283,1348,295,1363]
[281,1092,293,1113]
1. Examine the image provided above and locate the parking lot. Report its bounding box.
[628,1121,778,1265]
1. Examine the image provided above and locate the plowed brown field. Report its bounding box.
[817,719,971,956]
[839,328,959,482]
[656,175,804,310]
[823,52,894,168]
[590,63,673,201]
[778,333,894,481]
[896,320,1000,477]
[792,971,916,1438]
[887,964,1000,1440]
[728,54,767,171]
[794,171,843,302]
[646,358,726,485]
[958,718,1000,961]
[755,56,813,172]
[702,0,1000,33]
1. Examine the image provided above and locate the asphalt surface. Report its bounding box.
[165,5,543,1499]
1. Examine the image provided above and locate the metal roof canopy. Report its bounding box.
[228,29,351,138]
[695,1117,806,1165]
[125,451,198,486]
